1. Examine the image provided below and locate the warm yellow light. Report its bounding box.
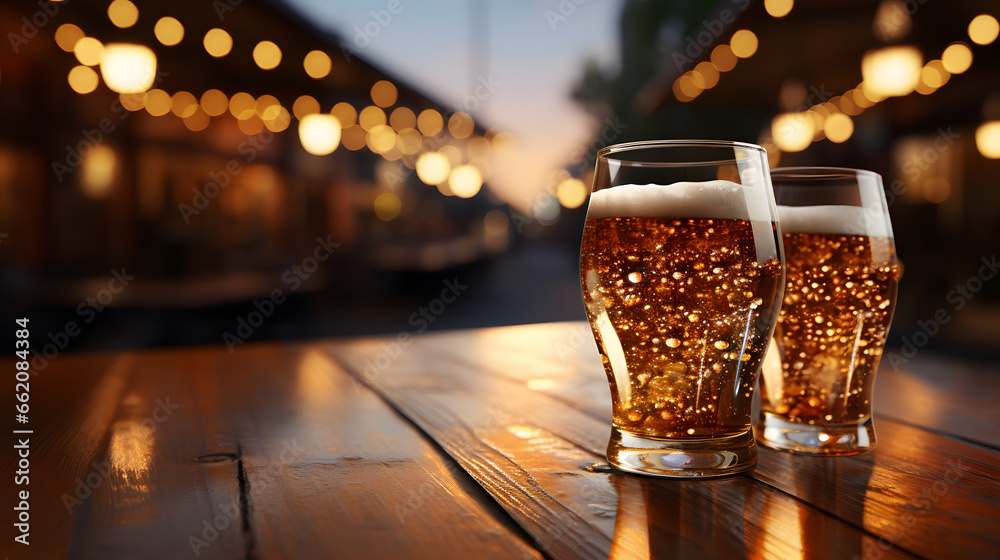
[74,37,104,66]
[976,121,1000,158]
[861,46,922,97]
[396,128,422,155]
[677,74,701,99]
[968,14,999,45]
[341,125,367,151]
[942,43,973,74]
[81,145,116,198]
[108,0,138,29]
[154,17,184,46]
[253,41,282,70]
[203,28,232,58]
[730,30,758,58]
[143,89,171,116]
[389,107,416,131]
[200,89,228,117]
[359,105,387,131]
[331,102,357,127]
[371,80,398,108]
[183,107,210,132]
[292,95,320,119]
[229,92,256,119]
[303,50,332,79]
[556,178,588,208]
[55,24,84,52]
[417,109,444,136]
[448,112,474,139]
[448,165,483,198]
[692,62,720,89]
[873,0,911,41]
[366,124,397,153]
[921,60,950,89]
[238,115,264,136]
[416,152,451,185]
[374,192,402,221]
[265,107,291,132]
[764,0,793,18]
[99,43,156,94]
[170,91,197,118]
[68,65,99,94]
[837,94,863,116]
[491,131,517,152]
[824,113,854,143]
[771,112,814,152]
[484,209,509,236]
[298,114,341,155]
[710,44,737,72]
[119,92,144,111]
[255,95,281,120]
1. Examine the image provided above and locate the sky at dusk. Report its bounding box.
[286,0,624,207]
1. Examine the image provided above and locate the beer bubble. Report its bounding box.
[814,315,824,323]
[807,396,822,408]
[665,338,680,348]
[672,271,684,280]
[824,414,833,421]
[693,262,706,271]
[627,412,643,422]
[878,299,891,309]
[628,271,643,283]
[687,314,699,322]
[712,267,723,274]
[713,340,729,350]
[686,428,695,435]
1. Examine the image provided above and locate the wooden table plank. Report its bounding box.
[213,344,544,560]
[328,338,919,560]
[348,322,1000,560]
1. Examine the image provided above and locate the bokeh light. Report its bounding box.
[154,17,184,47]
[200,89,228,117]
[448,165,483,198]
[303,50,332,79]
[359,105,387,130]
[390,107,416,131]
[764,0,793,18]
[55,24,84,52]
[771,112,814,152]
[861,46,922,97]
[448,112,474,139]
[81,145,116,198]
[253,41,282,70]
[730,30,758,58]
[710,44,737,72]
[230,92,257,119]
[74,37,104,66]
[417,109,444,136]
[170,91,198,118]
[968,14,999,45]
[203,28,232,58]
[108,0,138,29]
[292,95,320,119]
[144,89,171,116]
[371,80,398,108]
[331,102,357,127]
[941,43,973,74]
[416,152,451,185]
[374,192,402,221]
[99,43,156,94]
[823,113,854,143]
[976,121,1000,158]
[298,114,342,155]
[68,65,99,94]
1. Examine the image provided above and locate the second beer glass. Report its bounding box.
[580,140,784,478]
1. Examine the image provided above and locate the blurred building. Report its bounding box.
[0,0,521,344]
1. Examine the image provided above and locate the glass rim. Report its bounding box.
[770,166,883,181]
[597,139,766,163]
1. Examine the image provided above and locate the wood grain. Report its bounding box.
[344,322,1000,560]
[327,336,919,560]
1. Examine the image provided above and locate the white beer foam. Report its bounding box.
[777,205,893,238]
[587,181,767,222]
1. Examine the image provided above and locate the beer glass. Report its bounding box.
[580,140,784,478]
[756,167,900,455]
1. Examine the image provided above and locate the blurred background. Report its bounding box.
[1,0,998,360]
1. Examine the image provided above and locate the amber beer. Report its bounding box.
[759,205,900,436]
[580,182,783,441]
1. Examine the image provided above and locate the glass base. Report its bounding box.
[755,412,876,455]
[606,427,757,478]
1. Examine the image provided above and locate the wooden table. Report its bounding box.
[3,322,998,559]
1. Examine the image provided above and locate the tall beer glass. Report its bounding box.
[580,140,784,478]
[756,167,900,455]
